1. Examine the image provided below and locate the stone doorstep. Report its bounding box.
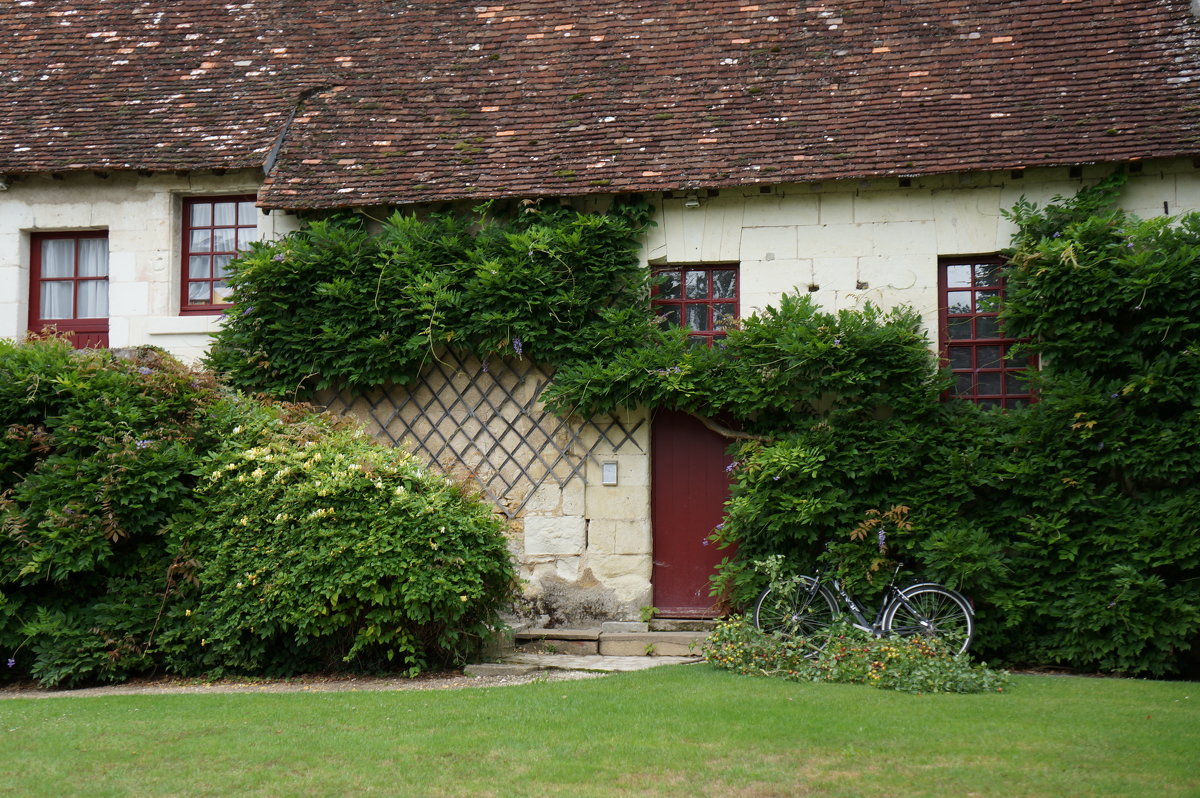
[513,627,709,658]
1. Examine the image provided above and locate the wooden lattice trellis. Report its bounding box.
[316,351,644,519]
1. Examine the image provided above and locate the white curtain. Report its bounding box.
[38,237,108,320]
[76,238,108,319]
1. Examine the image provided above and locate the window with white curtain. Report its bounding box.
[34,234,108,320]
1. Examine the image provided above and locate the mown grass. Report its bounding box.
[1,665,1196,797]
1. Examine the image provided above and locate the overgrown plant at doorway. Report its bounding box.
[552,175,1200,677]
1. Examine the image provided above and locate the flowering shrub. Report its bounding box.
[0,338,514,687]
[164,403,515,677]
[703,616,1010,694]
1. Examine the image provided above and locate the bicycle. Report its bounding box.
[753,564,975,656]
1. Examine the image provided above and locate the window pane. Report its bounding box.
[212,227,236,253]
[685,270,708,299]
[947,317,972,340]
[236,228,259,251]
[213,254,233,278]
[189,255,211,279]
[976,316,1000,339]
[946,263,971,288]
[655,305,680,327]
[77,239,108,277]
[976,290,1002,313]
[77,279,107,318]
[190,202,212,227]
[977,345,1003,369]
[41,281,73,319]
[656,271,682,299]
[213,281,232,304]
[974,263,1001,286]
[41,239,75,278]
[187,282,212,304]
[977,372,1002,395]
[237,201,257,225]
[1005,371,1031,394]
[713,270,736,299]
[946,291,972,314]
[948,347,972,370]
[686,304,709,331]
[713,303,736,331]
[1004,349,1029,368]
[190,229,212,253]
[213,201,237,226]
[953,373,973,396]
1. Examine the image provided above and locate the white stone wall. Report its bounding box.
[0,170,299,362]
[645,160,1200,335]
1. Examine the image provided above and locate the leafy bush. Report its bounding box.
[703,616,1010,694]
[1,338,515,687]
[165,404,515,677]
[206,200,654,397]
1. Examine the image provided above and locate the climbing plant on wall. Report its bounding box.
[206,199,656,397]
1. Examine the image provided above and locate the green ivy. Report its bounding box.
[206,199,655,397]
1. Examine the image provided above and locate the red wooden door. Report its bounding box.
[29,232,109,348]
[650,409,734,617]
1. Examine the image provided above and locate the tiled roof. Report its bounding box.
[3,1,1199,208]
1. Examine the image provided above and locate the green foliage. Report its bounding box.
[703,616,1010,694]
[206,200,654,397]
[166,406,515,677]
[1,338,515,687]
[544,293,945,425]
[710,174,1200,677]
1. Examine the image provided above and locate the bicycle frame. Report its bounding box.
[824,577,898,636]
[819,564,937,637]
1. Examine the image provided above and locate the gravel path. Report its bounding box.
[0,668,607,700]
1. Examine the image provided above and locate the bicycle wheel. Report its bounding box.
[753,576,837,646]
[881,584,974,656]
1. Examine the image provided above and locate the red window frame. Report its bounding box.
[29,231,109,349]
[181,195,259,315]
[651,264,739,346]
[939,255,1036,409]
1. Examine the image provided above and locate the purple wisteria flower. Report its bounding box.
[877,527,887,552]
[136,439,152,449]
[724,461,739,473]
[138,366,153,375]
[512,337,523,356]
[6,658,14,669]
[481,359,489,374]
[272,253,286,262]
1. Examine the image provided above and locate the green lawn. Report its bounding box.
[1,665,1196,797]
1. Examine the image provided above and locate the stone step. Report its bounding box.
[513,627,709,657]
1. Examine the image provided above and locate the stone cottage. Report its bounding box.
[2,0,1199,620]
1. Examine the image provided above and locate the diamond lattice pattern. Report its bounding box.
[316,351,643,518]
